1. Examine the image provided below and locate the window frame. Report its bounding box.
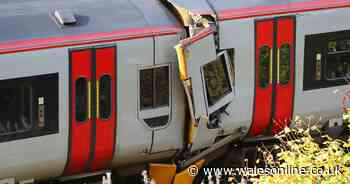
[258,45,272,89]
[75,77,88,122]
[0,73,59,143]
[279,43,291,86]
[202,51,235,115]
[98,74,112,120]
[138,64,172,129]
[304,29,350,90]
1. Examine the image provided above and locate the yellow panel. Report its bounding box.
[173,160,206,184]
[182,80,198,145]
[175,44,199,146]
[175,44,188,81]
[149,163,177,184]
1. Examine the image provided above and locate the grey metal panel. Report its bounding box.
[216,19,255,135]
[155,35,179,65]
[187,35,217,119]
[0,0,180,43]
[166,0,310,15]
[0,48,68,180]
[130,0,180,27]
[191,118,218,151]
[152,34,185,153]
[166,0,214,14]
[208,0,312,12]
[293,8,350,123]
[112,38,155,167]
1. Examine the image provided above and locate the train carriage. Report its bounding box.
[0,0,186,180]
[0,0,350,183]
[168,0,350,138]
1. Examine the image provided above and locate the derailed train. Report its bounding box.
[1,0,350,183]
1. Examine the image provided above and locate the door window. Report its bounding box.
[75,77,88,122]
[279,44,291,85]
[99,75,112,119]
[259,46,271,88]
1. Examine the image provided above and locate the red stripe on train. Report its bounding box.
[0,25,182,54]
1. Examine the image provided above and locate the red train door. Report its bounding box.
[251,17,295,136]
[91,47,116,171]
[273,17,295,134]
[65,46,116,175]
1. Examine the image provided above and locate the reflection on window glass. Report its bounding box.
[140,66,170,110]
[259,46,271,88]
[226,48,235,86]
[0,73,59,142]
[315,51,322,81]
[140,69,154,109]
[328,39,350,53]
[0,87,32,135]
[326,53,350,79]
[203,55,232,106]
[155,67,169,107]
[326,39,350,80]
[99,75,111,119]
[76,78,87,122]
[279,44,291,85]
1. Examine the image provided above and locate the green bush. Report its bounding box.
[253,118,350,184]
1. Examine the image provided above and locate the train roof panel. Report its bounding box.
[166,0,214,15]
[211,0,350,20]
[167,0,350,20]
[0,0,180,43]
[208,0,311,11]
[213,0,350,20]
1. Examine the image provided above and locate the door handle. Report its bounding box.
[96,80,100,119]
[87,80,92,120]
[277,48,281,84]
[269,49,273,84]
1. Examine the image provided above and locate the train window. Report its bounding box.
[140,69,154,109]
[0,86,33,136]
[259,46,271,88]
[326,39,350,80]
[140,66,170,110]
[279,44,291,85]
[304,30,350,90]
[226,48,235,86]
[155,67,170,107]
[99,75,112,119]
[0,73,59,142]
[75,78,88,122]
[315,51,322,81]
[203,54,232,106]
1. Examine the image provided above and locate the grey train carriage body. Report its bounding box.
[0,0,350,182]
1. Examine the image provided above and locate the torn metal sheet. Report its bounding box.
[163,0,216,29]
